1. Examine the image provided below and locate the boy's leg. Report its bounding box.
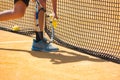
[38,0,46,31]
[0,0,28,21]
[35,0,46,41]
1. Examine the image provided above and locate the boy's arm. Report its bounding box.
[51,0,58,18]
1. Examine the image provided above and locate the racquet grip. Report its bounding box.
[52,18,57,28]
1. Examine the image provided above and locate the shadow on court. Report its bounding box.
[0,48,105,64]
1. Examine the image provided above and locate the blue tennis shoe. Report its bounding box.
[31,39,59,52]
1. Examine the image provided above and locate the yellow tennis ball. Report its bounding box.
[12,25,20,31]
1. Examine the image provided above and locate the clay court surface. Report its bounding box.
[0,30,120,80]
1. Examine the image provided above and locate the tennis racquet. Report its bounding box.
[46,14,58,43]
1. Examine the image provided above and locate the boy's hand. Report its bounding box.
[52,12,58,19]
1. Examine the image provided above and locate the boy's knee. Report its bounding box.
[13,10,25,18]
[17,12,25,18]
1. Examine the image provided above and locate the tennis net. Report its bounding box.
[0,0,120,63]
[46,0,120,63]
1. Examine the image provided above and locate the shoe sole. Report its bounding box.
[31,47,59,52]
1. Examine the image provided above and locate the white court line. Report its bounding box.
[0,40,32,44]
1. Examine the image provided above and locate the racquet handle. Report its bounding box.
[47,13,58,28]
[52,18,57,28]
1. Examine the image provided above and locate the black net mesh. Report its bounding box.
[0,0,120,63]
[45,0,120,63]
